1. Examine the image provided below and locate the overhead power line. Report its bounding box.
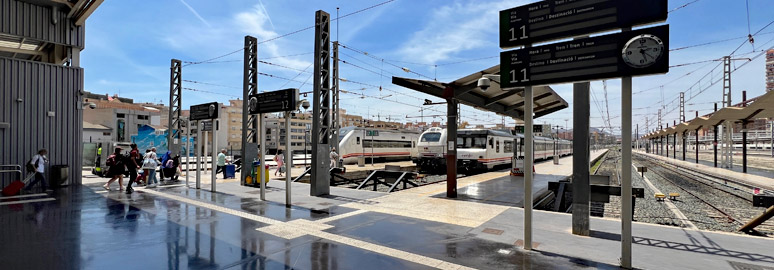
[183,87,239,98]
[183,79,241,89]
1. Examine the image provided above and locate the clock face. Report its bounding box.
[622,34,664,68]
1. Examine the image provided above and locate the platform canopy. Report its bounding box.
[392,65,569,120]
[643,90,774,139]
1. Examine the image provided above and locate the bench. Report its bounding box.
[669,193,680,200]
[655,193,666,201]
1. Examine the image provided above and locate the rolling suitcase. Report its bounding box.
[2,173,35,196]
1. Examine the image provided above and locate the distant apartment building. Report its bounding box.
[264,113,313,154]
[225,100,244,153]
[83,95,160,142]
[767,49,774,92]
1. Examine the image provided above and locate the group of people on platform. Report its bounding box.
[102,144,181,194]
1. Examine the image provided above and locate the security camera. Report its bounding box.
[85,102,97,109]
[301,100,310,110]
[478,77,491,91]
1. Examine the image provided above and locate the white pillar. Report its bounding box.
[211,119,218,192]
[524,85,534,250]
[285,113,292,206]
[185,118,190,188]
[196,121,202,189]
[259,114,266,200]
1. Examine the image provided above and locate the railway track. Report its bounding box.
[634,154,774,235]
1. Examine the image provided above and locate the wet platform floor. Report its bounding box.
[2,182,620,270]
[3,151,773,270]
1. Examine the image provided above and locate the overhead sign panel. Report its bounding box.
[500,25,669,89]
[500,0,667,48]
[248,88,299,114]
[190,102,219,121]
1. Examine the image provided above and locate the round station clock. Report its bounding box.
[622,34,664,68]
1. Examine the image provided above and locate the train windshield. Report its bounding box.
[338,127,355,141]
[456,135,486,149]
[420,132,441,142]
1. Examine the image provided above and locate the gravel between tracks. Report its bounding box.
[633,154,774,235]
[594,148,681,227]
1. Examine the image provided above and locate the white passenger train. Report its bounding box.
[338,126,420,164]
[415,128,572,172]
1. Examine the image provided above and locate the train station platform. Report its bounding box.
[427,149,608,206]
[635,150,774,191]
[3,165,772,269]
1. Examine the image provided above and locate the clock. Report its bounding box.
[622,34,664,68]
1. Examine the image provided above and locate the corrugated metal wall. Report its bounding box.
[0,0,85,48]
[0,57,83,187]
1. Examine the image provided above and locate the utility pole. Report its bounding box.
[310,10,331,196]
[332,41,340,160]
[721,56,733,168]
[168,59,183,155]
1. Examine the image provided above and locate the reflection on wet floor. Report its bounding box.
[1,182,629,269]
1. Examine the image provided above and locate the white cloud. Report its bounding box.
[233,5,311,70]
[178,0,212,28]
[397,0,528,64]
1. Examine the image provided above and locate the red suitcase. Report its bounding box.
[2,173,35,196]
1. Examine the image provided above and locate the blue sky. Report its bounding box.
[81,0,774,135]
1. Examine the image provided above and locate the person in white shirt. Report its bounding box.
[330,148,339,168]
[26,149,48,192]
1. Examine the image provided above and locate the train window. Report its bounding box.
[357,137,361,145]
[474,137,486,148]
[504,141,513,153]
[496,140,500,153]
[421,133,442,142]
[488,138,494,148]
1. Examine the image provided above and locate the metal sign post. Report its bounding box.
[196,121,202,189]
[524,84,534,250]
[285,112,292,206]
[260,115,266,200]
[211,119,218,192]
[185,117,190,188]
[499,0,668,267]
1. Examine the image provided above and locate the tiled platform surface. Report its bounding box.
[635,150,774,191]
[3,151,773,269]
[431,150,608,206]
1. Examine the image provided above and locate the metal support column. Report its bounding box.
[695,129,699,163]
[621,74,633,269]
[331,41,340,161]
[525,84,535,248]
[446,97,458,198]
[572,81,590,236]
[241,35,259,187]
[259,116,266,200]
[169,59,183,155]
[196,121,202,189]
[673,133,676,159]
[285,112,292,206]
[714,103,718,167]
[682,131,686,161]
[185,117,191,187]
[743,120,748,173]
[721,56,733,169]
[211,119,218,192]
[310,10,331,196]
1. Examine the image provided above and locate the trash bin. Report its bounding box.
[225,164,236,179]
[51,165,69,187]
[246,161,270,186]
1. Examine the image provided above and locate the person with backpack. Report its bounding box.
[25,149,48,192]
[103,147,126,191]
[125,144,141,194]
[142,148,160,188]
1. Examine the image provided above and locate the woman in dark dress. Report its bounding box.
[103,147,126,191]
